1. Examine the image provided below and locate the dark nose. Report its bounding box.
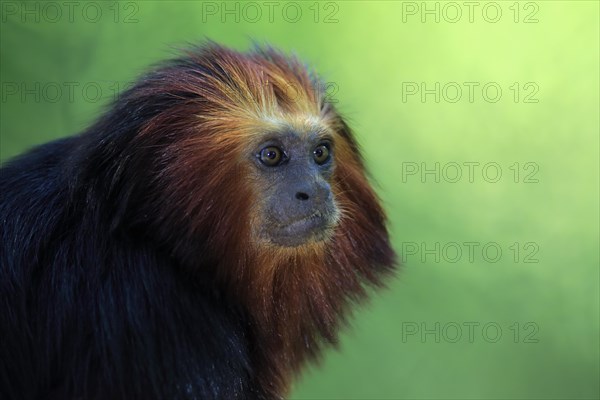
[295,192,310,201]
[293,180,330,203]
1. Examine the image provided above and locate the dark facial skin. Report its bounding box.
[251,130,339,247]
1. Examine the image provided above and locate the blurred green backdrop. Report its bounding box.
[1,1,598,399]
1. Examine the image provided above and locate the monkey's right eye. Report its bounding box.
[259,146,284,167]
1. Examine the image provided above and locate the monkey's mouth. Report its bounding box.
[283,211,326,233]
[270,211,332,247]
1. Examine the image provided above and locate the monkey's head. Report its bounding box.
[93,42,395,393]
[247,117,339,248]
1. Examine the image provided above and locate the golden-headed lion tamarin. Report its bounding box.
[0,42,396,400]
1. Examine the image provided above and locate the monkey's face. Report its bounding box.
[249,128,339,248]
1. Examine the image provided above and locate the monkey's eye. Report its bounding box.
[313,144,331,165]
[259,146,284,167]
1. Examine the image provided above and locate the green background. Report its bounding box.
[1,1,598,399]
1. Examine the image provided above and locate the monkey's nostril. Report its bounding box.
[295,192,309,201]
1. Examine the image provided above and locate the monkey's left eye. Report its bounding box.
[313,144,331,165]
[259,146,285,167]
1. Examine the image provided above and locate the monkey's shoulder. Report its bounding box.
[0,136,79,209]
